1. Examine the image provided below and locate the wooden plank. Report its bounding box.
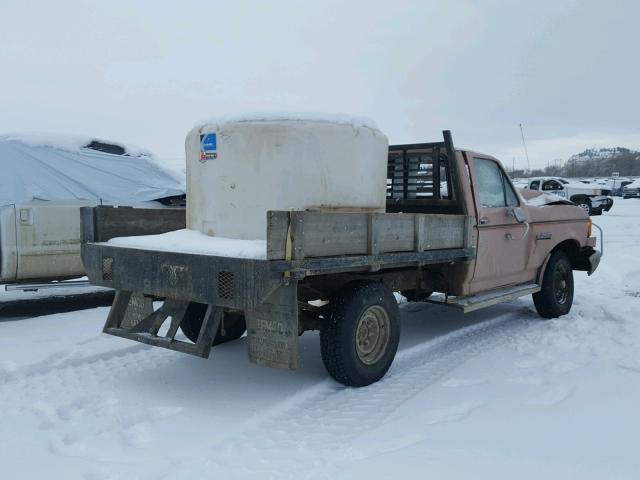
[367,214,380,255]
[376,214,414,253]
[414,215,426,251]
[421,214,465,250]
[80,206,96,244]
[289,211,306,260]
[293,211,368,258]
[266,211,290,260]
[266,210,467,260]
[91,206,185,243]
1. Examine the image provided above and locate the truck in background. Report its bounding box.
[525,176,614,215]
[0,135,185,286]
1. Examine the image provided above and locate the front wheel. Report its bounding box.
[574,197,592,215]
[320,282,400,387]
[533,251,574,318]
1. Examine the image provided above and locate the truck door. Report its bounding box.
[14,201,89,281]
[541,179,566,198]
[469,157,532,292]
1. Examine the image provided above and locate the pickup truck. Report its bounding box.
[81,131,601,387]
[0,135,185,285]
[525,176,614,215]
[623,179,640,198]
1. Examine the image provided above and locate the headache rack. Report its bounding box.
[386,130,465,215]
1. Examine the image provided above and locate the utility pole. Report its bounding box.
[519,123,530,171]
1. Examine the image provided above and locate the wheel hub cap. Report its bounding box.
[554,266,570,304]
[355,305,390,365]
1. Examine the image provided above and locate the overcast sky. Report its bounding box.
[1,0,638,170]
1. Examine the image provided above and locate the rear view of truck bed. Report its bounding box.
[82,206,473,366]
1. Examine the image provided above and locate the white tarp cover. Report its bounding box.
[0,134,185,206]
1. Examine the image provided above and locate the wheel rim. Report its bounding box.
[578,203,590,213]
[553,263,570,304]
[355,305,390,365]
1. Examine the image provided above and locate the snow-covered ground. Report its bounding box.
[1,201,639,480]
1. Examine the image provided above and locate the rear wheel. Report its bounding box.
[180,303,246,346]
[320,282,400,387]
[533,251,574,318]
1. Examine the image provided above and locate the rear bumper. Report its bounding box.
[82,243,297,368]
[81,243,282,311]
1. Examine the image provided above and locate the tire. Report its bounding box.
[533,251,574,319]
[573,197,592,215]
[401,289,433,302]
[180,303,246,346]
[591,209,603,216]
[320,281,400,387]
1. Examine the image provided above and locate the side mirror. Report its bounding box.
[507,207,528,223]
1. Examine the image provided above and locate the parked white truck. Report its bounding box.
[0,134,185,285]
[525,177,614,215]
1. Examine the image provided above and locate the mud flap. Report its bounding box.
[245,282,299,370]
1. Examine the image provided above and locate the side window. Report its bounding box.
[475,158,507,207]
[503,174,519,207]
[542,180,561,191]
[474,158,519,208]
[530,180,540,190]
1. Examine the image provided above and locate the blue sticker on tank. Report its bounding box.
[200,133,217,152]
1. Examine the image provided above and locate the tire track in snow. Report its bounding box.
[205,311,533,480]
[0,343,169,389]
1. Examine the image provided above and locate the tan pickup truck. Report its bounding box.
[81,131,601,387]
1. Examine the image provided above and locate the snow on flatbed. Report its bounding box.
[1,202,639,479]
[107,229,267,259]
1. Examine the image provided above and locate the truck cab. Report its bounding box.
[526,176,613,215]
[388,147,599,297]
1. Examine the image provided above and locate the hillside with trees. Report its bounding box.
[510,147,640,178]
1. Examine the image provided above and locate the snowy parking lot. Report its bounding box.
[1,201,639,480]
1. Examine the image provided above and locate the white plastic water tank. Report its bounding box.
[185,114,389,239]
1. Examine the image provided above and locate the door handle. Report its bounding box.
[479,217,489,225]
